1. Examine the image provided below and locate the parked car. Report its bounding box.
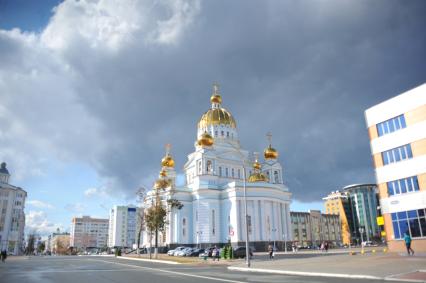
[233,247,254,259]
[175,247,193,257]
[167,246,185,256]
[189,248,204,257]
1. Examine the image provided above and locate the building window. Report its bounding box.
[377,115,406,137]
[226,132,229,137]
[231,168,234,177]
[215,130,218,137]
[206,160,212,174]
[391,209,426,239]
[225,168,228,177]
[382,144,412,165]
[221,131,224,136]
[247,215,252,234]
[274,171,279,183]
[219,167,222,176]
[387,176,420,196]
[198,160,202,174]
[238,169,241,179]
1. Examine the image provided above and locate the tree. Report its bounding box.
[136,187,146,255]
[26,231,37,255]
[37,242,45,254]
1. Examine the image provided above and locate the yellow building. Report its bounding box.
[323,191,352,245]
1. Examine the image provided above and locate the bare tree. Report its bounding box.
[136,187,146,255]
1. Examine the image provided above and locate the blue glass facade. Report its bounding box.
[387,176,420,196]
[391,209,426,239]
[377,114,406,137]
[382,144,412,165]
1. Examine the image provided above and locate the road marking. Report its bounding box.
[1,269,142,274]
[93,259,247,283]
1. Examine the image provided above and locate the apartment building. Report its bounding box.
[291,210,341,248]
[0,162,27,255]
[70,216,109,250]
[365,83,426,252]
[108,205,141,248]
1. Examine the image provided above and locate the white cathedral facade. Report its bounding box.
[142,86,292,250]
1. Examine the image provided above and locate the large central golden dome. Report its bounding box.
[198,108,236,129]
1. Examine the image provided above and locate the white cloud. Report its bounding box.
[64,203,87,213]
[27,200,55,209]
[26,211,64,236]
[84,187,109,198]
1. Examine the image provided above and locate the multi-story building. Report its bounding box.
[0,162,27,255]
[365,83,426,252]
[291,210,341,248]
[70,216,109,250]
[323,184,380,245]
[46,229,70,255]
[323,190,353,245]
[108,205,141,248]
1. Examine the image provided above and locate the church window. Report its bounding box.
[238,169,241,179]
[226,131,229,137]
[183,228,186,236]
[183,218,186,226]
[206,160,212,174]
[198,160,202,174]
[219,167,222,176]
[215,130,218,137]
[221,131,224,136]
[231,168,234,177]
[274,171,279,183]
[225,168,228,177]
[212,210,216,235]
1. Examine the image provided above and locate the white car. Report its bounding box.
[175,247,193,257]
[168,246,185,256]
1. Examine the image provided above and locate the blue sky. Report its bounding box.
[1,0,425,236]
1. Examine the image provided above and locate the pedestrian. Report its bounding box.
[320,241,325,252]
[268,244,273,260]
[404,231,414,256]
[325,241,329,252]
[215,246,220,261]
[291,242,296,253]
[1,250,7,263]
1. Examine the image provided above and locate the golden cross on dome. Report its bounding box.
[253,152,259,162]
[165,143,171,155]
[213,83,220,95]
[266,132,273,145]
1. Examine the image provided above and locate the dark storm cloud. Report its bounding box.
[1,0,426,202]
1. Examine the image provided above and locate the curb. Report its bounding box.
[227,267,426,283]
[117,256,181,265]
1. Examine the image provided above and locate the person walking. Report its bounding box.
[404,232,414,256]
[1,250,7,263]
[268,244,273,260]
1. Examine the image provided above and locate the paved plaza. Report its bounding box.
[1,252,424,283]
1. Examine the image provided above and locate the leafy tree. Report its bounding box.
[37,242,45,254]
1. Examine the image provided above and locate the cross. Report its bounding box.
[165,143,171,155]
[253,152,259,162]
[266,132,273,145]
[213,83,220,94]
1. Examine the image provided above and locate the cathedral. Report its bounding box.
[142,85,292,250]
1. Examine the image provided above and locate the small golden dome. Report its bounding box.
[210,94,222,104]
[264,145,278,160]
[197,132,214,147]
[161,154,175,168]
[253,160,261,170]
[155,178,170,190]
[159,169,167,177]
[198,108,236,129]
[248,172,269,183]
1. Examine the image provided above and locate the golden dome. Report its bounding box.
[198,108,236,129]
[210,94,222,104]
[161,154,175,168]
[253,160,261,170]
[264,145,278,160]
[248,172,268,183]
[159,169,167,177]
[154,178,170,190]
[197,131,214,147]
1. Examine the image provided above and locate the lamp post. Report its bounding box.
[283,233,287,253]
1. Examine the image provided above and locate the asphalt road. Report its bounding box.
[0,255,408,283]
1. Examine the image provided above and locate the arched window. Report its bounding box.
[215,130,218,137]
[225,168,229,177]
[206,160,212,174]
[198,160,202,174]
[274,171,279,183]
[219,167,222,176]
[226,132,229,137]
[231,168,234,177]
[221,131,224,136]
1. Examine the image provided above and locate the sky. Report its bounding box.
[0,0,425,237]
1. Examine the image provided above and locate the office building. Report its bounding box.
[108,205,141,248]
[365,83,426,252]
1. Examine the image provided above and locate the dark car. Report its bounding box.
[233,247,253,258]
[189,248,204,256]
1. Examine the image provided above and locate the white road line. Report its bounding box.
[1,269,141,274]
[93,259,247,283]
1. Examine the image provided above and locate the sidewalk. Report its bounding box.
[228,252,426,282]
